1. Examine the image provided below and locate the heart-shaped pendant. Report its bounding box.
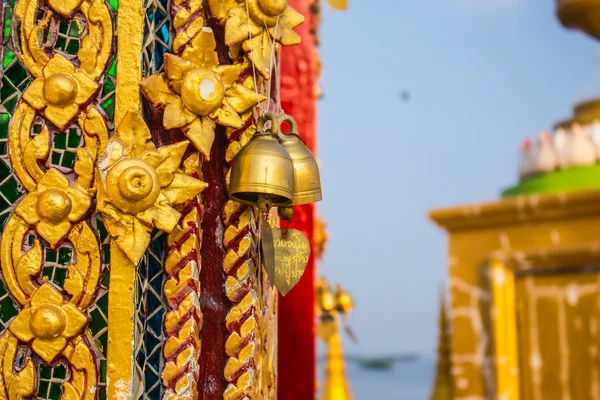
[272,228,310,296]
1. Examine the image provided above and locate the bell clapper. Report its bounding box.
[278,205,294,238]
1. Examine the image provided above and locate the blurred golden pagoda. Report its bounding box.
[317,279,354,400]
[430,291,453,400]
[429,3,600,398]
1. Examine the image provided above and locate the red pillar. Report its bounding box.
[278,0,318,398]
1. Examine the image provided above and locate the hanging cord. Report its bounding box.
[264,19,280,113]
[245,0,281,116]
[245,0,267,114]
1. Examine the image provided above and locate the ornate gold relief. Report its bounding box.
[15,170,92,248]
[0,0,112,395]
[9,284,88,363]
[206,0,304,79]
[22,55,100,130]
[96,111,207,265]
[140,28,265,158]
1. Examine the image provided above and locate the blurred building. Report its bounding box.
[429,2,600,399]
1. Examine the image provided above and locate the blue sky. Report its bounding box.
[316,0,600,356]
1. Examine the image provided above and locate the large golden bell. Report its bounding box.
[279,114,322,205]
[229,113,294,207]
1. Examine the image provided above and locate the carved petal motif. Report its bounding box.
[97,112,207,264]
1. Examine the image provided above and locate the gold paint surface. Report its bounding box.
[317,279,354,400]
[115,0,144,126]
[106,243,136,400]
[431,189,600,398]
[97,112,207,264]
[140,29,264,159]
[1,0,113,395]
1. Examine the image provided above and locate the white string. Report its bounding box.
[245,0,267,114]
[264,18,280,113]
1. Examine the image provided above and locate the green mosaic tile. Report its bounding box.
[0,142,7,156]
[53,364,67,380]
[52,268,66,287]
[67,128,81,148]
[54,37,67,52]
[33,124,42,134]
[102,244,110,265]
[0,114,9,138]
[53,134,67,150]
[3,49,14,68]
[0,176,24,203]
[0,77,15,100]
[101,98,115,120]
[0,213,8,232]
[100,360,107,383]
[0,295,17,323]
[4,96,18,115]
[0,196,10,213]
[68,21,84,37]
[102,267,110,286]
[58,22,69,35]
[108,59,117,77]
[98,331,108,353]
[45,249,57,263]
[89,308,105,335]
[97,218,108,241]
[58,247,72,265]
[102,76,115,98]
[37,381,49,397]
[0,158,10,181]
[48,384,61,399]
[51,151,61,166]
[60,151,76,169]
[66,41,79,55]
[40,365,52,379]
[5,61,27,86]
[96,289,109,314]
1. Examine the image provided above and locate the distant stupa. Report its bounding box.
[430,291,453,400]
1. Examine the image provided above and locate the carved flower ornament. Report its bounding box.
[9,284,88,363]
[208,0,304,46]
[207,0,304,79]
[22,55,99,130]
[15,169,92,248]
[140,27,264,158]
[97,112,207,264]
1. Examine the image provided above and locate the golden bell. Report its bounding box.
[278,114,323,205]
[229,113,294,208]
[335,284,354,314]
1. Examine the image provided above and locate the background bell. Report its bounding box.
[229,113,295,207]
[279,114,323,205]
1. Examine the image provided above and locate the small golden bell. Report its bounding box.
[335,284,354,314]
[229,113,295,208]
[278,114,323,205]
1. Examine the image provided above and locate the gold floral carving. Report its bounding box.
[0,0,112,396]
[141,28,265,158]
[207,0,304,79]
[15,169,92,248]
[97,111,207,265]
[22,55,99,130]
[9,284,87,363]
